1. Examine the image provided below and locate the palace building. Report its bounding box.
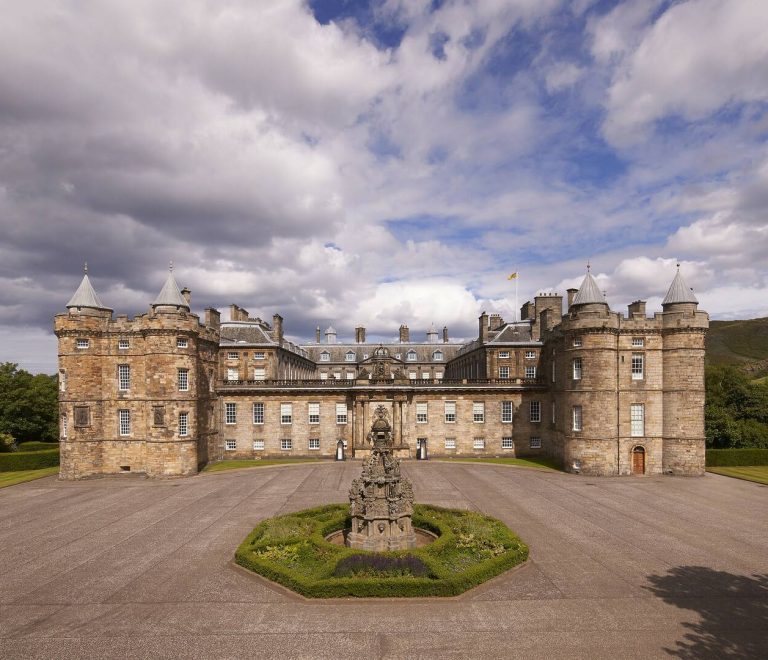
[55,265,708,478]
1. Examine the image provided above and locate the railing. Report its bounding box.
[218,377,543,388]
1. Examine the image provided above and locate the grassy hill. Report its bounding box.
[706,317,768,377]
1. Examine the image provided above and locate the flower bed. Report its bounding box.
[235,503,528,598]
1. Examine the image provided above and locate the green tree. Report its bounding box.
[705,365,768,448]
[0,363,58,443]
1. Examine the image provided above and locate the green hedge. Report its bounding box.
[0,448,59,472]
[706,448,768,467]
[235,503,528,598]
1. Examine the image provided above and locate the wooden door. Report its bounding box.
[631,447,645,475]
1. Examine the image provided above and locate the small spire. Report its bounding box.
[66,266,111,310]
[586,260,591,272]
[84,261,88,274]
[663,265,698,305]
[152,264,189,310]
[169,260,174,272]
[572,268,607,306]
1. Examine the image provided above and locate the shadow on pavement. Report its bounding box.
[645,566,768,658]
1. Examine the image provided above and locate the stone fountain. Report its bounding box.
[346,405,416,551]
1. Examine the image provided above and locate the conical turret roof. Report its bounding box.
[152,264,189,310]
[662,266,698,305]
[572,269,606,305]
[66,265,110,310]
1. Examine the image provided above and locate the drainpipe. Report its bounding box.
[616,330,621,475]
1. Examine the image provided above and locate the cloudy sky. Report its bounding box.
[2,0,767,373]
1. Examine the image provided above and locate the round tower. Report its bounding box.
[559,268,620,476]
[660,266,708,475]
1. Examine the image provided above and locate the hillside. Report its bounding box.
[706,317,768,377]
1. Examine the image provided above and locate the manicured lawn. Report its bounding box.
[202,458,325,473]
[434,456,561,471]
[707,466,768,485]
[0,467,59,489]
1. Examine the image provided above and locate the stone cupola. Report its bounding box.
[66,263,112,317]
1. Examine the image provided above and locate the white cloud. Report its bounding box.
[601,0,768,146]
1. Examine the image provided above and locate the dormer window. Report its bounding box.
[432,350,443,361]
[345,351,356,362]
[320,351,330,362]
[407,350,417,361]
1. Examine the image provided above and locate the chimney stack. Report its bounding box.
[566,288,578,309]
[355,325,366,343]
[628,300,647,318]
[479,312,489,343]
[315,326,321,343]
[399,324,410,343]
[442,326,449,343]
[272,313,283,345]
[205,307,220,329]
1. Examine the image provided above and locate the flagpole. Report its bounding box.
[515,275,518,322]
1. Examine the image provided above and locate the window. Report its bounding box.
[395,353,401,360]
[253,440,264,451]
[74,406,90,427]
[444,401,456,423]
[525,351,536,359]
[525,366,536,379]
[118,339,129,349]
[346,372,355,380]
[409,372,417,380]
[631,404,645,437]
[552,401,556,424]
[320,372,328,380]
[501,401,513,423]
[225,439,236,451]
[432,351,443,361]
[573,337,582,347]
[416,402,428,423]
[178,368,189,391]
[253,402,264,425]
[502,437,514,449]
[76,339,89,349]
[59,370,66,392]
[308,402,320,424]
[254,351,265,360]
[253,367,266,381]
[345,351,356,362]
[631,354,644,380]
[435,372,443,380]
[309,438,320,450]
[473,437,485,449]
[281,438,292,451]
[572,358,582,380]
[499,366,509,379]
[572,405,583,431]
[445,438,456,449]
[530,437,542,449]
[407,350,417,361]
[530,401,541,423]
[225,403,237,425]
[227,351,238,360]
[227,368,239,381]
[333,372,341,380]
[473,402,485,423]
[552,359,556,382]
[320,351,330,362]
[177,338,188,348]
[118,364,130,391]
[336,403,348,424]
[119,409,131,436]
[499,351,510,359]
[280,403,293,424]
[153,406,165,426]
[61,414,67,439]
[178,412,188,437]
[632,337,645,347]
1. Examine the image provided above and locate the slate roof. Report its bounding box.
[220,323,275,345]
[662,268,698,305]
[152,269,189,309]
[488,322,536,344]
[66,271,110,310]
[301,342,459,364]
[572,271,606,305]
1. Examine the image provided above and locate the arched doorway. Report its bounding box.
[631,446,645,475]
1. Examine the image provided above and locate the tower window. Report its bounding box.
[631,354,644,380]
[76,339,90,349]
[118,339,129,349]
[178,412,189,437]
[118,364,130,391]
[178,368,189,392]
[530,401,541,423]
[177,338,188,348]
[501,401,513,423]
[572,405,583,431]
[119,409,131,436]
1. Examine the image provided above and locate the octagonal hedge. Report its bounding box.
[235,503,528,598]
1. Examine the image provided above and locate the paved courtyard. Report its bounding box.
[1,461,766,659]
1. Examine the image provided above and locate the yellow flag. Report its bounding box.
[508,272,518,280]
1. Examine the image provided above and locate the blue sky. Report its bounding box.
[0,0,767,372]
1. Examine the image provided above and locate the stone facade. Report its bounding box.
[56,267,708,478]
